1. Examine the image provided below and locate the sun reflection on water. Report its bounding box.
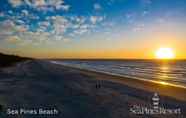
[158,65,170,80]
[161,65,170,73]
[159,81,169,85]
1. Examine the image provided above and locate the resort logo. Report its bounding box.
[129,93,181,115]
[152,92,159,110]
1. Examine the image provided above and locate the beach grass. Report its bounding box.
[0,53,31,67]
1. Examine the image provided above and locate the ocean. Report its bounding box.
[51,60,186,88]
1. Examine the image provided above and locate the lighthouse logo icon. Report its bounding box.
[152,93,160,110]
[130,92,181,115]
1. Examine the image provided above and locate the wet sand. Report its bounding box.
[0,60,185,118]
[57,63,186,102]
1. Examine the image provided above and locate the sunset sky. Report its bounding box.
[0,0,186,59]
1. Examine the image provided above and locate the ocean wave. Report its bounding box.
[50,60,186,88]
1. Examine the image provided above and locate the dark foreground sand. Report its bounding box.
[0,60,185,118]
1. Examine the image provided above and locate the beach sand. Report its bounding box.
[0,60,185,118]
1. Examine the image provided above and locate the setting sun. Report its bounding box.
[155,48,175,59]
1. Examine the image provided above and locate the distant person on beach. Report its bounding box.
[96,80,102,88]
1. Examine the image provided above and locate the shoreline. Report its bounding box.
[51,61,186,89]
[51,61,186,102]
[1,60,185,117]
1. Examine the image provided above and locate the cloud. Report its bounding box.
[94,3,101,10]
[59,5,70,11]
[6,36,21,43]
[3,0,110,45]
[63,38,71,42]
[0,20,15,36]
[33,0,46,7]
[28,14,40,20]
[46,0,64,8]
[0,20,28,43]
[37,21,50,32]
[133,23,145,32]
[8,10,13,14]
[16,19,24,24]
[73,24,90,35]
[125,12,136,24]
[69,16,105,35]
[71,16,86,25]
[0,12,5,17]
[0,10,106,45]
[142,10,149,16]
[16,24,28,32]
[0,19,51,44]
[21,9,29,16]
[39,21,50,27]
[8,0,23,7]
[51,16,70,35]
[90,16,104,24]
[8,0,70,11]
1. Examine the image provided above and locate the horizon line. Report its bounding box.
[45,58,186,61]
[1,52,186,60]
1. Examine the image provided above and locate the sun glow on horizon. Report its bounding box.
[155,48,175,59]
